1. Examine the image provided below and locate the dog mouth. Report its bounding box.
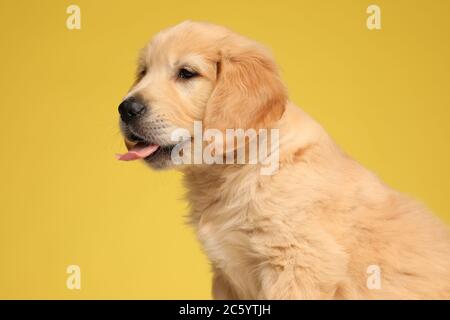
[116,133,174,162]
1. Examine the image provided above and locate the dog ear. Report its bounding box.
[204,42,287,131]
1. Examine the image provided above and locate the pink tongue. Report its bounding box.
[116,144,160,161]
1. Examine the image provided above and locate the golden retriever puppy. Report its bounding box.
[117,21,450,299]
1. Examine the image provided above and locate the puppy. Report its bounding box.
[117,21,450,299]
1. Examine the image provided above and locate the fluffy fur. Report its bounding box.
[121,21,450,299]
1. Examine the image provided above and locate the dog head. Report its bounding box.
[118,21,287,169]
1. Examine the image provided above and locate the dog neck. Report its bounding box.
[180,102,333,224]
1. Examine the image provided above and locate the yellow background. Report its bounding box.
[0,0,449,299]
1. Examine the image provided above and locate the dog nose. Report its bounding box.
[118,97,146,123]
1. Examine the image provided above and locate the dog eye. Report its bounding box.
[137,68,147,78]
[178,68,198,79]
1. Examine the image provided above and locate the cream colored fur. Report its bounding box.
[125,21,450,299]
[185,104,450,299]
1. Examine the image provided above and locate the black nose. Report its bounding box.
[118,97,146,123]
